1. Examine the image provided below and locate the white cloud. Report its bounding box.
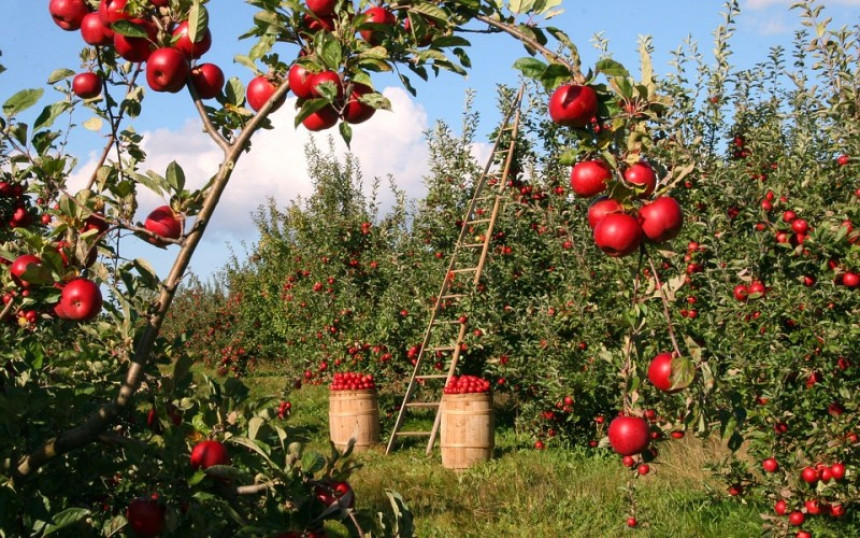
[71,86,434,246]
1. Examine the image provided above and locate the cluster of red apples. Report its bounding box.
[547,84,684,257]
[329,371,376,391]
[125,439,231,537]
[49,0,384,132]
[3,203,180,327]
[49,0,226,100]
[443,375,491,394]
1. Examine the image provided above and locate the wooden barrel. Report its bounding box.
[329,389,380,452]
[440,392,494,469]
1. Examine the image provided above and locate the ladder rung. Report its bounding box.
[429,345,456,352]
[395,431,432,437]
[467,218,491,225]
[439,294,467,300]
[451,267,478,273]
[416,374,448,379]
[461,243,484,248]
[406,402,441,408]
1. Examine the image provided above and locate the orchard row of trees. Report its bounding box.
[170,2,859,535]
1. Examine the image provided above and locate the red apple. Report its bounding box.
[587,197,622,229]
[607,415,650,456]
[623,162,656,197]
[56,277,103,322]
[762,457,779,473]
[190,63,225,100]
[302,105,339,131]
[342,82,376,124]
[748,280,766,297]
[302,13,335,34]
[359,7,396,44]
[150,0,169,6]
[10,255,50,288]
[306,0,337,16]
[246,75,285,112]
[829,463,846,481]
[569,160,611,198]
[146,48,190,93]
[80,11,114,45]
[172,20,212,59]
[72,72,102,99]
[843,271,859,288]
[638,196,683,243]
[309,70,343,99]
[50,0,90,31]
[788,511,805,526]
[733,284,748,301]
[98,0,129,26]
[774,499,788,515]
[647,352,684,392]
[801,466,819,484]
[144,205,182,245]
[190,440,231,469]
[593,212,642,257]
[288,63,315,99]
[113,19,156,62]
[126,497,165,538]
[548,84,597,128]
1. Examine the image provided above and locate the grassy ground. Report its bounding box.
[222,368,765,537]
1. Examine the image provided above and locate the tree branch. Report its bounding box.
[472,14,580,78]
[13,81,292,482]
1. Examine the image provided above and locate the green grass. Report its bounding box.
[230,368,765,538]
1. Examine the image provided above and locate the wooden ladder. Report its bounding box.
[385,86,525,455]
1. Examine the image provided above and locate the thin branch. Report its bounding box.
[187,79,231,154]
[0,296,15,324]
[646,254,683,359]
[13,81,292,482]
[473,14,580,77]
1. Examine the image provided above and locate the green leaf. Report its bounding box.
[229,436,276,468]
[670,355,695,391]
[33,102,69,132]
[339,120,352,148]
[322,520,351,538]
[225,77,245,107]
[40,507,92,535]
[111,19,149,38]
[166,161,186,192]
[47,68,75,84]
[133,258,160,289]
[315,31,343,70]
[248,417,263,441]
[188,2,209,44]
[3,88,43,116]
[301,450,326,475]
[595,59,630,78]
[513,57,547,79]
[431,36,471,48]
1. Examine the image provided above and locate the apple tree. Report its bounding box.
[2,0,591,535]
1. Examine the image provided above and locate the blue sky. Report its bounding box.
[2,1,860,281]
